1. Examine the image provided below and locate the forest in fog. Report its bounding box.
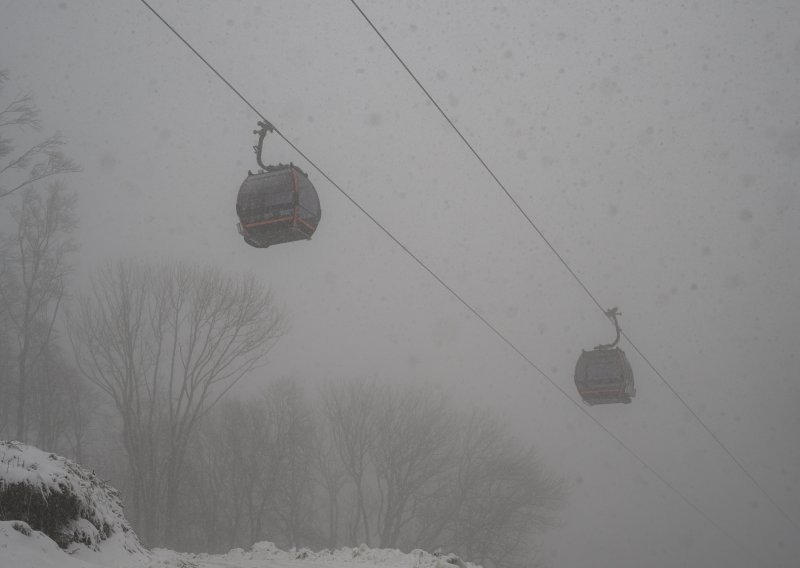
[0,69,562,567]
[2,2,799,566]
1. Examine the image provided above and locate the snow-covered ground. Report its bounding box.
[0,523,469,568]
[0,442,475,568]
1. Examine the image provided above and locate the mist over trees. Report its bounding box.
[70,260,286,545]
[0,70,82,449]
[0,72,564,568]
[179,379,564,568]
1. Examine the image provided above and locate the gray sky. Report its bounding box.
[2,1,799,566]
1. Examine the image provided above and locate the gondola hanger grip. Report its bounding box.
[595,307,622,350]
[253,120,275,172]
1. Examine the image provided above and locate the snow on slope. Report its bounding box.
[0,442,475,568]
[0,440,145,557]
[0,521,95,568]
[150,542,473,568]
[0,525,472,568]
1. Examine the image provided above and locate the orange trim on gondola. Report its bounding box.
[577,382,626,391]
[579,387,626,396]
[291,167,300,226]
[577,385,628,398]
[243,216,293,228]
[297,218,317,233]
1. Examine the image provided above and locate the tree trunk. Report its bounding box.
[15,337,29,441]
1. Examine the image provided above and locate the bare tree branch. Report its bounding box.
[0,71,80,199]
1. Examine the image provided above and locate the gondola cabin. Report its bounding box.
[574,307,635,405]
[574,347,635,405]
[236,165,321,248]
[236,120,321,249]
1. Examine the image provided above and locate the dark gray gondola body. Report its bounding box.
[236,165,321,248]
[574,347,635,405]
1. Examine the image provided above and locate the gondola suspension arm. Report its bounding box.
[253,120,274,172]
[595,307,622,350]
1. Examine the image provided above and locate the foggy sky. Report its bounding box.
[1,1,799,567]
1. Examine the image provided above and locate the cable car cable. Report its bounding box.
[348,0,799,534]
[135,2,771,563]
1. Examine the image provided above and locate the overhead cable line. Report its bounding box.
[348,0,799,535]
[135,2,765,564]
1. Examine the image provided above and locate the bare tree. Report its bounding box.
[312,423,348,549]
[370,384,454,549]
[0,70,80,200]
[0,181,77,442]
[29,338,71,451]
[268,379,316,548]
[458,447,563,568]
[0,320,13,436]
[412,409,503,550]
[415,409,565,568]
[182,378,317,552]
[320,379,379,546]
[60,362,99,464]
[70,259,286,546]
[70,261,161,542]
[187,397,252,551]
[216,391,291,549]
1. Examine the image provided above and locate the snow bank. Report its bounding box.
[165,541,477,568]
[0,525,476,568]
[0,520,94,568]
[0,441,477,568]
[0,440,145,558]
